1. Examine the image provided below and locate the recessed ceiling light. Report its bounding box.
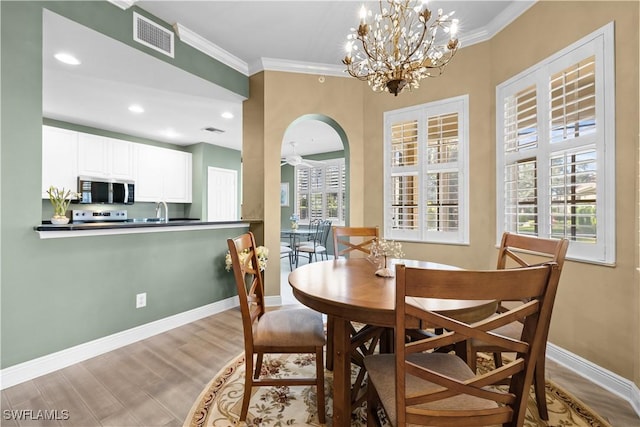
[163,129,180,139]
[54,52,81,65]
[221,112,234,119]
[128,104,144,113]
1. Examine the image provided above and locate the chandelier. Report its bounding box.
[343,0,460,96]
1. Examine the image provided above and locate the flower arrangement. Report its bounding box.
[369,238,404,277]
[46,186,77,223]
[225,246,269,272]
[289,213,300,229]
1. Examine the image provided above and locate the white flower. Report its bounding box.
[225,246,269,272]
[370,238,404,259]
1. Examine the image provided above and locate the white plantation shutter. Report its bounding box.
[497,23,614,264]
[549,148,597,242]
[504,84,538,153]
[296,168,310,221]
[425,113,460,236]
[384,95,469,243]
[390,119,420,233]
[294,159,345,225]
[550,57,596,144]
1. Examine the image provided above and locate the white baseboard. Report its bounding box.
[547,342,640,418]
[0,297,240,390]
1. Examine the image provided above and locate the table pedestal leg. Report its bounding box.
[332,317,351,427]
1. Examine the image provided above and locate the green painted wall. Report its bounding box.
[188,143,242,220]
[1,1,249,368]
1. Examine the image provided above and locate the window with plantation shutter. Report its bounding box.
[384,95,469,243]
[295,159,345,225]
[497,23,614,264]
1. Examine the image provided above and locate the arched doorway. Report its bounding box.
[279,115,350,302]
[280,116,350,227]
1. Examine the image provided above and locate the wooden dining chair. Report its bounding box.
[227,232,326,423]
[332,225,379,258]
[463,232,569,420]
[327,226,381,374]
[365,263,559,427]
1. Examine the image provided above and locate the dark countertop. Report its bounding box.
[34,219,251,231]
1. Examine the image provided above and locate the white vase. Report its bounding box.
[51,216,70,225]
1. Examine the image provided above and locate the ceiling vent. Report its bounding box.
[133,12,174,58]
[203,127,225,133]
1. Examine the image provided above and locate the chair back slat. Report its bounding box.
[394,262,558,426]
[332,226,379,258]
[497,232,569,271]
[227,232,266,352]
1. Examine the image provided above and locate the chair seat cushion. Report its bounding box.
[280,246,293,254]
[364,353,499,425]
[298,244,326,253]
[470,320,523,348]
[254,308,325,347]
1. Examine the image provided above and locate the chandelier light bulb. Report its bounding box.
[450,19,459,37]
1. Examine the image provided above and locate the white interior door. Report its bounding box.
[207,167,238,221]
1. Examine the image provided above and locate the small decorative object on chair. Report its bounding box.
[225,245,268,272]
[46,185,76,225]
[369,238,404,277]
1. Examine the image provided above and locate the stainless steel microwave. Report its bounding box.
[77,177,134,205]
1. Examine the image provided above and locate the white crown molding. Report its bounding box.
[0,297,239,390]
[167,1,538,77]
[484,0,538,39]
[453,1,537,48]
[107,0,137,10]
[251,58,347,78]
[547,342,640,418]
[173,22,249,76]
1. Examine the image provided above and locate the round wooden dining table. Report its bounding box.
[288,257,498,427]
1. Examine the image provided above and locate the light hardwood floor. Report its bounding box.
[2,258,638,426]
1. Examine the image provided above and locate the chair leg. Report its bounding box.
[315,347,326,424]
[366,380,381,427]
[493,352,503,368]
[534,357,549,420]
[240,352,253,421]
[326,316,334,370]
[254,353,264,379]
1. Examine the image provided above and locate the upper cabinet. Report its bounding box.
[135,144,192,203]
[78,134,133,180]
[42,126,78,197]
[43,126,192,203]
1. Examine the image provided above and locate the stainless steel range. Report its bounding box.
[71,209,128,223]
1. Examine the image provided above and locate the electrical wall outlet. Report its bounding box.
[136,292,147,308]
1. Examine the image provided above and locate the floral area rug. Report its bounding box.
[183,352,612,427]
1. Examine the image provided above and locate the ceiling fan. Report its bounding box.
[280,141,323,168]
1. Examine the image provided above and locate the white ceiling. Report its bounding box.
[43,1,535,157]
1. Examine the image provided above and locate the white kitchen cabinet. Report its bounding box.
[135,144,192,203]
[78,133,133,180]
[109,138,134,180]
[163,150,192,202]
[42,126,78,198]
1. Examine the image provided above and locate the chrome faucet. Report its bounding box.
[155,201,169,223]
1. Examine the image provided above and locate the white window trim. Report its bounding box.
[496,22,615,265]
[383,94,470,244]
